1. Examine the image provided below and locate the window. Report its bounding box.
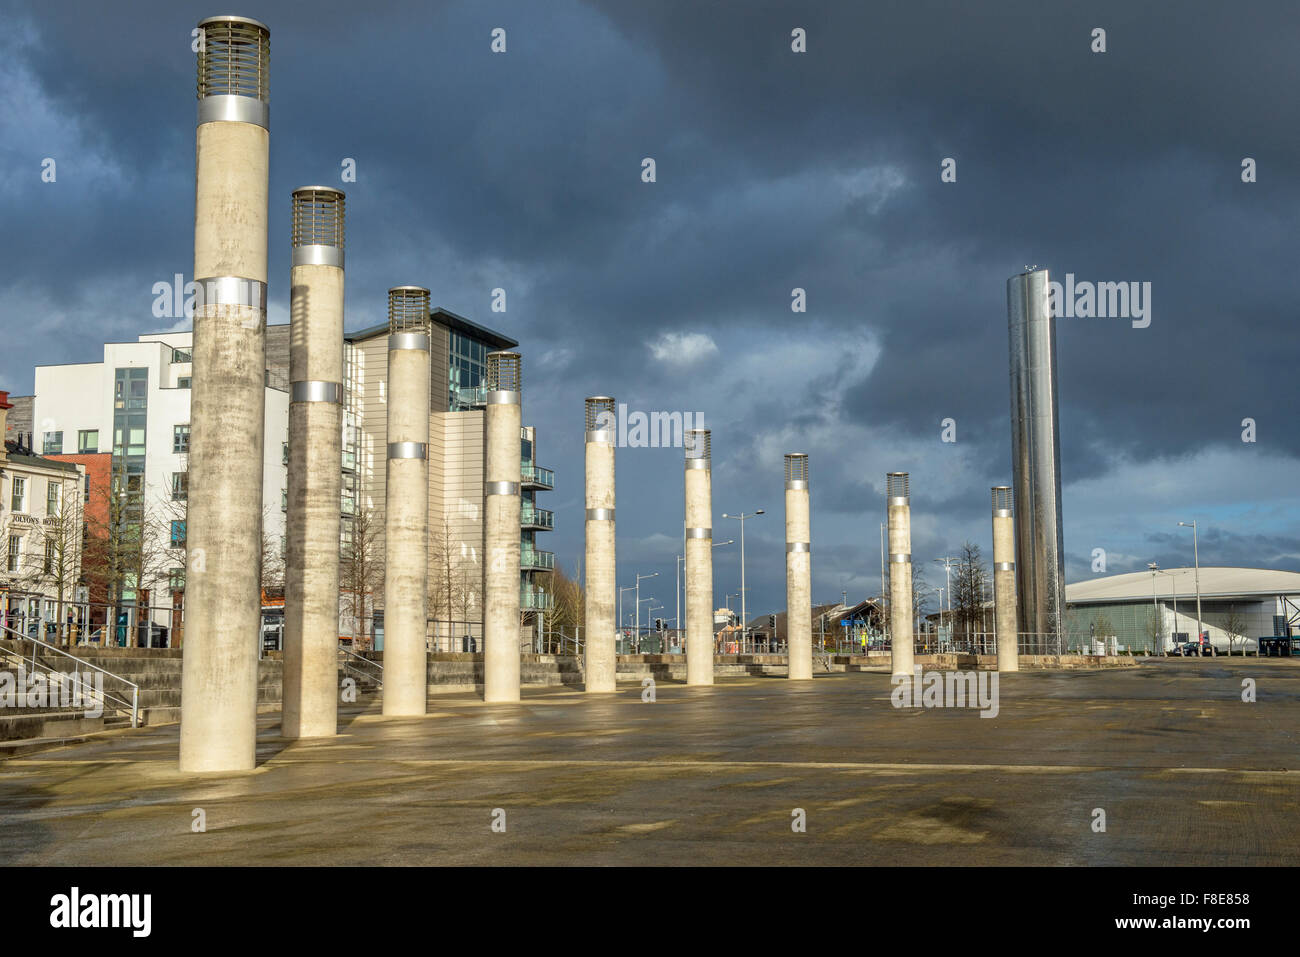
[168,567,185,591]
[78,429,99,453]
[83,474,90,504]
[173,424,190,453]
[170,520,186,547]
[10,477,26,513]
[177,377,192,389]
[5,535,19,573]
[46,481,61,516]
[171,472,188,501]
[282,441,289,465]
[43,540,54,574]
[172,348,191,364]
[43,431,63,454]
[281,488,288,511]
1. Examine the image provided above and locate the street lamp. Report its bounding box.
[635,571,658,644]
[618,585,635,637]
[722,510,764,646]
[1178,521,1204,654]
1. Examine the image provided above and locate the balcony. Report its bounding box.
[521,464,554,490]
[520,546,555,571]
[450,384,487,409]
[520,502,554,530]
[521,585,554,611]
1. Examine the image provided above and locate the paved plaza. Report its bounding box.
[2,659,1297,865]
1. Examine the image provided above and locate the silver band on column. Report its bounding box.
[685,527,711,539]
[889,552,911,563]
[993,509,1012,518]
[388,332,429,352]
[586,507,615,521]
[194,276,267,310]
[388,442,426,460]
[994,561,1015,571]
[787,542,810,553]
[685,458,710,470]
[486,481,520,496]
[198,95,269,129]
[292,245,344,268]
[888,497,908,507]
[485,390,520,405]
[785,480,808,490]
[291,380,342,404]
[585,430,615,444]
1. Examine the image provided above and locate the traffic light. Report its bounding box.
[768,614,776,628]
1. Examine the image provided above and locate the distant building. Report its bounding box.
[0,390,87,642]
[1067,567,1300,654]
[338,307,555,650]
[31,331,289,644]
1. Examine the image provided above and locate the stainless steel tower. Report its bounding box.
[1007,268,1065,654]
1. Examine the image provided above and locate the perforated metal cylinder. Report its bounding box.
[290,186,344,267]
[785,454,812,679]
[383,287,430,716]
[584,396,617,692]
[685,430,714,685]
[180,13,271,773]
[283,186,345,739]
[196,16,270,128]
[992,486,1018,671]
[484,352,522,702]
[1008,268,1065,654]
[388,286,430,334]
[887,472,914,677]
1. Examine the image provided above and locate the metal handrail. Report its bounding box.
[337,644,383,688]
[0,623,140,728]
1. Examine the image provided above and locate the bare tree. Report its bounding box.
[340,504,383,650]
[953,541,990,640]
[1144,605,1164,655]
[1224,605,1246,657]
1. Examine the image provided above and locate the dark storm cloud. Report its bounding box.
[2,0,1297,615]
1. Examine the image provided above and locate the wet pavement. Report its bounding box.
[1,658,1296,865]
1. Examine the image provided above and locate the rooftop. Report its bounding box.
[1067,566,1300,603]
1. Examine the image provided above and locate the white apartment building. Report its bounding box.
[32,330,289,637]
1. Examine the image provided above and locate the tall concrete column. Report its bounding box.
[785,454,812,680]
[282,187,345,739]
[382,287,430,716]
[684,429,714,686]
[483,352,522,703]
[887,472,914,678]
[180,15,270,773]
[583,397,617,693]
[992,486,1019,672]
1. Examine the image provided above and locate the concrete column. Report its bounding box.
[685,429,714,686]
[382,287,430,716]
[483,352,522,703]
[282,187,345,739]
[583,397,617,692]
[785,454,812,680]
[887,472,914,678]
[992,486,1019,672]
[180,15,270,773]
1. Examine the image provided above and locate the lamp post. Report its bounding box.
[722,510,764,644]
[618,584,635,638]
[1178,521,1204,653]
[636,571,658,645]
[1147,562,1160,654]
